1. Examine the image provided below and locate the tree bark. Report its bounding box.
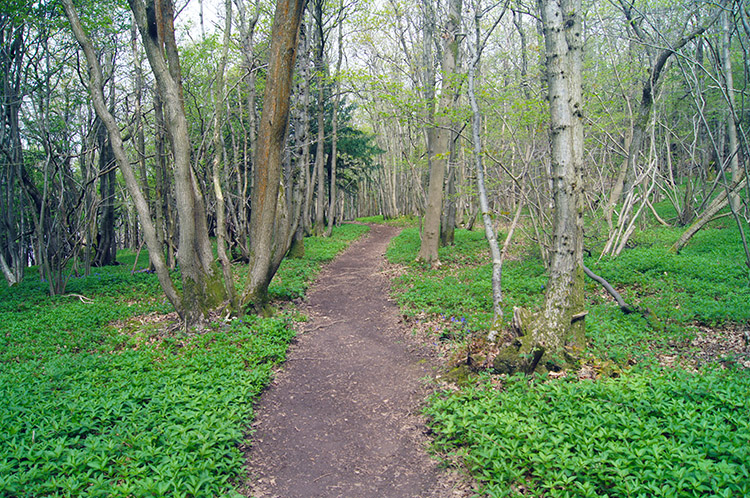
[325,7,344,238]
[241,0,306,309]
[129,0,227,323]
[0,23,26,286]
[509,0,586,370]
[62,0,181,311]
[721,8,740,212]
[418,0,460,263]
[467,2,503,340]
[311,0,327,236]
[211,0,237,307]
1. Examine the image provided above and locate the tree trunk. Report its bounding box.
[721,8,740,212]
[235,0,261,261]
[290,20,311,256]
[0,24,26,286]
[417,0,440,263]
[509,0,586,372]
[311,0,327,237]
[63,0,181,312]
[467,2,503,340]
[670,173,747,254]
[94,116,117,267]
[440,128,458,246]
[211,0,237,307]
[131,15,151,267]
[325,9,344,238]
[129,0,228,323]
[241,0,306,309]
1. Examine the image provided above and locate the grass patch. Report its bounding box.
[0,223,367,497]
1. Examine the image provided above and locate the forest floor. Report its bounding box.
[241,224,474,498]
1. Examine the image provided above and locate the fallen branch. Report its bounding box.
[64,293,93,304]
[582,264,632,314]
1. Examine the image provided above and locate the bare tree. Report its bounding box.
[65,0,235,325]
[602,0,724,256]
[466,0,506,341]
[211,0,238,308]
[0,17,26,286]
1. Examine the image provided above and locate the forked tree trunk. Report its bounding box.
[66,0,233,325]
[129,0,227,323]
[241,0,306,310]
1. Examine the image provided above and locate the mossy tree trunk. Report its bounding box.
[508,0,586,372]
[129,0,227,324]
[67,0,231,326]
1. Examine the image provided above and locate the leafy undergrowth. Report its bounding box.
[426,369,750,497]
[0,223,368,497]
[384,218,750,497]
[387,227,546,339]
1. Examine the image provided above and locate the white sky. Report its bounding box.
[176,0,221,39]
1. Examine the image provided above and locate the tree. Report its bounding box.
[211,0,238,308]
[503,0,586,373]
[417,0,462,263]
[64,0,231,325]
[601,0,724,257]
[466,0,506,341]
[0,13,27,286]
[241,0,306,310]
[311,0,327,236]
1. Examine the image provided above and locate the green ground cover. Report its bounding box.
[0,223,368,498]
[385,216,750,497]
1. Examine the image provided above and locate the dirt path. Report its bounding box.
[242,224,471,498]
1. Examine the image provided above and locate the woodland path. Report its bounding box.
[242,224,471,498]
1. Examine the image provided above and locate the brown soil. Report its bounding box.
[241,224,474,498]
